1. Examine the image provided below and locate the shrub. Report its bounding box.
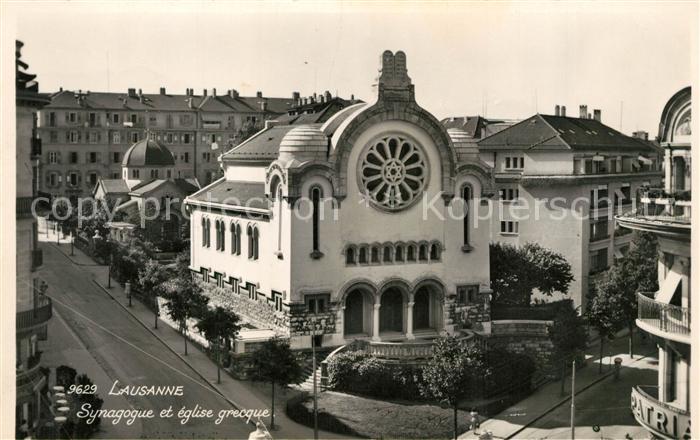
[327,352,422,400]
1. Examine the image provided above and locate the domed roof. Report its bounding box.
[122,138,175,167]
[447,127,471,144]
[278,125,327,162]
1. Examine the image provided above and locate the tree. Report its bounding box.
[490,242,574,306]
[162,277,208,355]
[112,243,148,284]
[137,260,173,329]
[419,337,489,440]
[248,337,305,430]
[195,306,242,384]
[593,231,658,358]
[548,304,587,396]
[586,286,625,373]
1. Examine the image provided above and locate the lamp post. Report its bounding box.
[311,316,320,440]
[125,282,132,307]
[70,230,74,256]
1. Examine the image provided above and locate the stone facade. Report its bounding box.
[489,320,554,372]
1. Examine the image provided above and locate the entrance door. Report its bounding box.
[344,290,365,335]
[413,288,431,329]
[380,288,403,332]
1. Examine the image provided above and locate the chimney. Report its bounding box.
[292,91,300,100]
[555,105,560,116]
[561,106,566,117]
[319,95,325,104]
[212,88,217,97]
[579,105,587,119]
[633,130,649,140]
[324,90,332,102]
[351,94,355,101]
[230,89,239,98]
[203,89,207,97]
[128,88,136,97]
[160,87,166,95]
[261,101,268,111]
[593,109,601,122]
[256,91,263,98]
[59,86,63,92]
[187,97,193,109]
[303,97,308,105]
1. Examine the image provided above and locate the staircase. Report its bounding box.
[293,350,328,392]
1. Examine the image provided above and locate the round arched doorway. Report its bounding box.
[412,284,444,332]
[344,288,372,336]
[379,287,404,333]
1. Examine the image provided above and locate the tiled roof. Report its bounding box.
[221,125,299,161]
[188,179,268,210]
[43,90,296,113]
[441,116,518,139]
[99,179,130,194]
[478,114,659,152]
[129,179,168,195]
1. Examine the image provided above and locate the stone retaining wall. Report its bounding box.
[489,320,554,372]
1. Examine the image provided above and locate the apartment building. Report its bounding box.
[36,87,298,199]
[476,105,664,310]
[15,40,53,438]
[618,87,691,439]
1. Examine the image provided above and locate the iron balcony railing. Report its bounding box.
[636,188,691,224]
[16,296,52,331]
[31,137,42,157]
[31,249,43,271]
[16,196,35,219]
[637,291,690,336]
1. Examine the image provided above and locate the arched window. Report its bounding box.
[230,222,237,254]
[395,245,404,262]
[462,185,473,249]
[252,227,259,260]
[370,246,380,263]
[277,186,283,253]
[383,245,392,263]
[345,246,356,265]
[201,217,207,247]
[219,220,225,252]
[358,246,368,264]
[214,220,221,250]
[418,243,429,261]
[247,225,254,258]
[235,224,241,255]
[430,243,441,261]
[205,218,211,248]
[407,244,416,261]
[311,186,323,255]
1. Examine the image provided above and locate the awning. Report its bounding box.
[655,262,683,304]
[592,155,605,162]
[638,155,653,165]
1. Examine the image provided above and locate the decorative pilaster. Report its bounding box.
[372,303,381,341]
[406,301,415,340]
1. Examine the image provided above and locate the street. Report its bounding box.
[37,238,252,439]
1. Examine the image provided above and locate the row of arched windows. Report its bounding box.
[201,216,258,260]
[344,241,442,265]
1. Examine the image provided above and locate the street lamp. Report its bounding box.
[311,316,323,440]
[94,230,112,288]
[70,230,74,256]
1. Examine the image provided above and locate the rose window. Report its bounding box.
[358,135,428,211]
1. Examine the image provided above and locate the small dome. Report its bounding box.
[278,125,327,162]
[122,138,175,167]
[447,127,471,144]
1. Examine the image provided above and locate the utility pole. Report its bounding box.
[312,317,319,440]
[570,359,576,440]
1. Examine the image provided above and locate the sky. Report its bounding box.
[8,1,698,137]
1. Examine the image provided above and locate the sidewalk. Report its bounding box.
[47,231,349,439]
[461,332,656,439]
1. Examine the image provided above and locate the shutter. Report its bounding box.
[45,173,50,185]
[65,112,69,123]
[97,152,102,163]
[85,152,90,163]
[97,132,102,142]
[65,131,70,142]
[77,113,82,123]
[77,174,82,183]
[57,152,62,164]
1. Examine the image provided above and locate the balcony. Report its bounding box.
[31,137,42,157]
[16,196,34,219]
[31,249,43,271]
[16,296,52,332]
[615,188,691,237]
[636,292,690,344]
[631,385,691,439]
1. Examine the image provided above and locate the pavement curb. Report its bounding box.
[503,354,651,440]
[89,278,249,420]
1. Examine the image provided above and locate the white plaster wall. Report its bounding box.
[288,120,491,303]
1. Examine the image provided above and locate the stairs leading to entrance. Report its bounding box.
[293,349,331,393]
